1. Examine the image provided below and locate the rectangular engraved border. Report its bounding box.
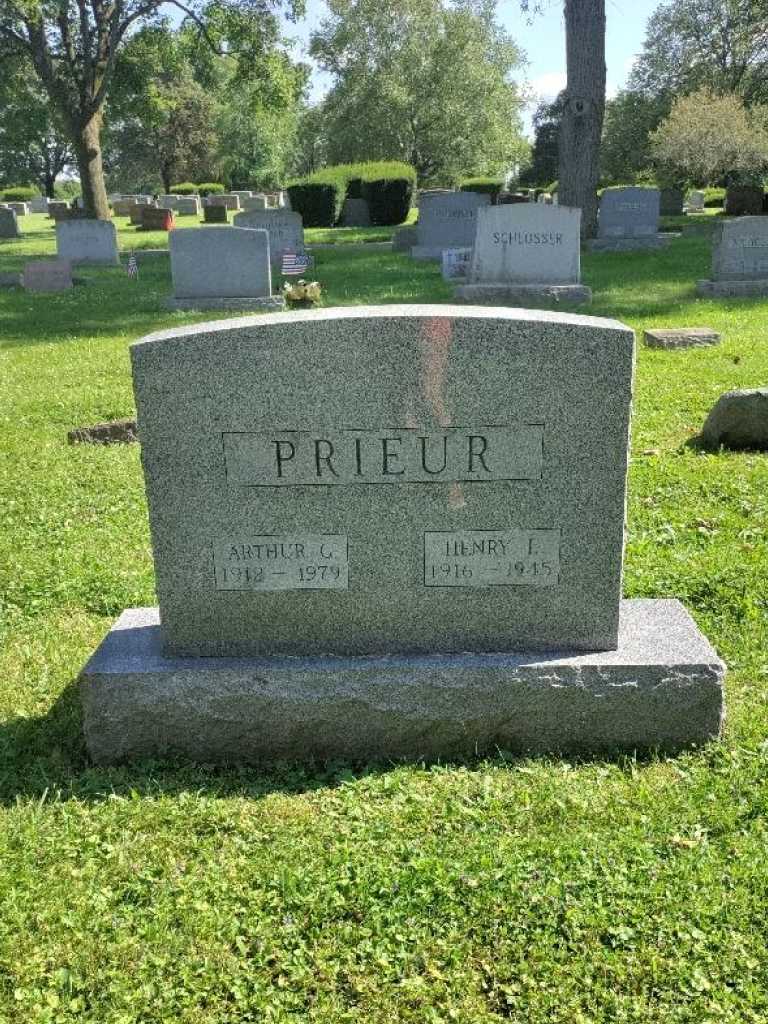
[213,533,350,592]
[422,528,562,588]
[221,423,545,488]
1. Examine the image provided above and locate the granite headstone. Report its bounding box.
[590,187,668,251]
[79,305,726,763]
[0,208,19,238]
[232,209,304,263]
[411,192,491,260]
[168,225,282,310]
[56,219,119,265]
[697,216,768,297]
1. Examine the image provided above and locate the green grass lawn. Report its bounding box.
[0,217,767,1023]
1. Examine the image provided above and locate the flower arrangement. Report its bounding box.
[282,279,322,308]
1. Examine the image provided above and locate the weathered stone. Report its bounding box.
[700,389,768,450]
[203,204,229,224]
[697,216,768,296]
[168,225,276,309]
[392,225,418,252]
[157,195,183,210]
[47,201,70,219]
[7,202,29,216]
[130,305,634,658]
[232,209,304,263]
[441,248,473,280]
[129,204,149,226]
[175,196,201,216]
[341,197,371,227]
[56,219,119,265]
[207,194,241,211]
[80,599,725,763]
[455,204,590,306]
[644,328,721,349]
[411,192,490,260]
[29,196,48,213]
[140,207,175,231]
[687,191,705,212]
[68,418,138,445]
[0,208,20,238]
[589,187,668,251]
[22,259,73,292]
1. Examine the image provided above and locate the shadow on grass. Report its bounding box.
[0,673,689,808]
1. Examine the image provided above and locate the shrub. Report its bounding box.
[198,182,225,197]
[459,177,504,204]
[2,185,38,201]
[725,185,764,216]
[287,161,416,227]
[703,187,726,208]
[171,182,199,195]
[286,181,343,227]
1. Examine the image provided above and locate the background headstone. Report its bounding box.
[659,188,684,216]
[588,187,669,251]
[56,219,119,265]
[687,191,706,213]
[203,205,229,224]
[175,196,201,216]
[140,207,175,231]
[441,248,473,280]
[232,209,304,264]
[240,194,268,212]
[643,328,721,349]
[411,191,491,260]
[341,197,371,227]
[7,202,29,216]
[698,217,768,296]
[168,225,280,309]
[207,194,241,211]
[0,208,20,238]
[701,389,768,450]
[392,224,418,252]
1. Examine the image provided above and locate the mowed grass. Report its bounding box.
[0,213,767,1023]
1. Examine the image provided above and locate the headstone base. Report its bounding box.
[80,599,724,765]
[410,245,445,261]
[167,295,286,311]
[587,235,671,252]
[454,283,592,306]
[696,278,768,298]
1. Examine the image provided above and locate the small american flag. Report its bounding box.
[126,253,138,278]
[281,250,312,276]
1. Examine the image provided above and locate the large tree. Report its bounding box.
[0,52,72,196]
[601,89,671,184]
[310,0,528,184]
[0,0,302,217]
[519,94,564,187]
[630,0,768,107]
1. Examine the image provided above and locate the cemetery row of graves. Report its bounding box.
[1,176,768,1019]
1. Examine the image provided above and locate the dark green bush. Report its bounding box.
[287,182,344,227]
[725,185,763,216]
[171,182,199,195]
[2,185,38,201]
[198,182,225,197]
[703,187,726,208]
[287,162,416,227]
[362,176,414,225]
[459,177,504,204]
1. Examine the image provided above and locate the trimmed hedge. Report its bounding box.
[171,182,225,196]
[703,187,726,208]
[287,162,416,227]
[2,185,38,201]
[171,182,198,195]
[725,185,763,216]
[198,182,225,197]
[459,177,504,204]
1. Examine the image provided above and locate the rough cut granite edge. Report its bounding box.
[79,599,725,764]
[454,284,592,306]
[167,295,286,311]
[696,279,768,298]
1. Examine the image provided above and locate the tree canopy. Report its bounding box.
[309,0,528,184]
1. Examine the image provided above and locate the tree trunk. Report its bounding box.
[43,172,56,198]
[73,112,111,219]
[161,163,173,194]
[559,0,606,239]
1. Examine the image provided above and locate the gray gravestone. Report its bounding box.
[79,305,725,763]
[643,328,721,349]
[455,204,590,305]
[701,389,768,450]
[232,209,304,263]
[55,220,119,265]
[341,198,371,227]
[168,226,282,310]
[589,187,668,251]
[697,217,768,297]
[412,192,491,260]
[687,191,705,212]
[175,196,201,216]
[208,194,241,211]
[241,194,268,212]
[7,202,29,216]
[29,196,48,213]
[0,208,20,238]
[659,188,684,216]
[203,205,228,224]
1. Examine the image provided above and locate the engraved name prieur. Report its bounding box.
[223,425,544,487]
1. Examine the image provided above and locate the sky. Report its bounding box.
[282,0,664,137]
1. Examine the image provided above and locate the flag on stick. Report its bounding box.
[126,253,139,278]
[281,251,312,276]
